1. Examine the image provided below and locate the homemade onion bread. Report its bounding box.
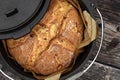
[6,0,83,75]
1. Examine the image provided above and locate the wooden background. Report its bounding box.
[0,0,120,80]
[77,0,120,80]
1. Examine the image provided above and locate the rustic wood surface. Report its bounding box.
[77,0,120,80]
[0,0,120,80]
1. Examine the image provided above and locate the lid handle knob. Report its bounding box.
[5,8,18,17]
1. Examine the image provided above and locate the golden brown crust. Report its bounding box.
[6,0,83,75]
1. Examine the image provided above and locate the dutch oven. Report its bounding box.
[0,0,104,80]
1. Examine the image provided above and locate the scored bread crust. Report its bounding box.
[6,0,83,75]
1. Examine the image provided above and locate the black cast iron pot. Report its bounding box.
[0,0,102,80]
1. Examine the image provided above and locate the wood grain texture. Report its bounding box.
[77,62,120,80]
[93,26,120,69]
[77,0,120,80]
[92,0,120,69]
[93,0,120,25]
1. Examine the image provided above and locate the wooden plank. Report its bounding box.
[77,62,120,80]
[77,0,120,79]
[90,0,120,69]
[90,23,120,69]
[93,0,120,25]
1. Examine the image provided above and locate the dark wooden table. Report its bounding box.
[77,0,120,80]
[0,0,120,80]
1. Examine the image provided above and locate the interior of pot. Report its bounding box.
[0,0,96,80]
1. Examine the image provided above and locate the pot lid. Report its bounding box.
[0,0,50,39]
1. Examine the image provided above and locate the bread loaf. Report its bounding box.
[6,0,83,75]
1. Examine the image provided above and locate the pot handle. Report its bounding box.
[66,8,104,80]
[0,64,14,80]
